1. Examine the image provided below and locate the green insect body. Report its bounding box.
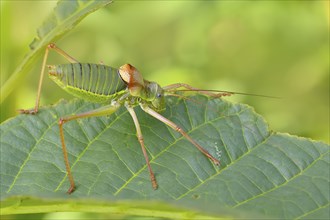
[20,43,223,194]
[48,63,127,103]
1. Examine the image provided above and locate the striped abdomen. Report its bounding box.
[48,63,127,103]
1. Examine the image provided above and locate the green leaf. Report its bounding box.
[0,0,112,104]
[1,95,329,219]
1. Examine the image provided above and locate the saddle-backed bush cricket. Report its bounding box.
[20,43,274,194]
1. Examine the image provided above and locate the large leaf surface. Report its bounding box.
[1,0,112,103]
[1,96,329,218]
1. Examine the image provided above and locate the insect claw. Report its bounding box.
[17,109,38,114]
[212,158,221,166]
[151,175,158,190]
[67,186,76,194]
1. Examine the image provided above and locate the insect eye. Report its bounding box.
[157,93,162,98]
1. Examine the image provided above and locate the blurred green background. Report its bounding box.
[0,1,329,219]
[1,1,329,142]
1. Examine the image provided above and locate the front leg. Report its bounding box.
[140,104,220,166]
[163,83,232,98]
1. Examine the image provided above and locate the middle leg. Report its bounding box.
[125,104,158,190]
[140,104,220,166]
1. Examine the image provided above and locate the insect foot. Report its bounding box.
[150,171,158,190]
[212,158,221,166]
[67,185,76,194]
[17,108,38,114]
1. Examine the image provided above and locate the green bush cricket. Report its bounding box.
[19,43,274,194]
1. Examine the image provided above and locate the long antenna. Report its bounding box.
[172,89,281,99]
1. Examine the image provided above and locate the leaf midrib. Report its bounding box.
[7,99,270,196]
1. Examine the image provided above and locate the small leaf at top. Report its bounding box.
[1,0,113,103]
